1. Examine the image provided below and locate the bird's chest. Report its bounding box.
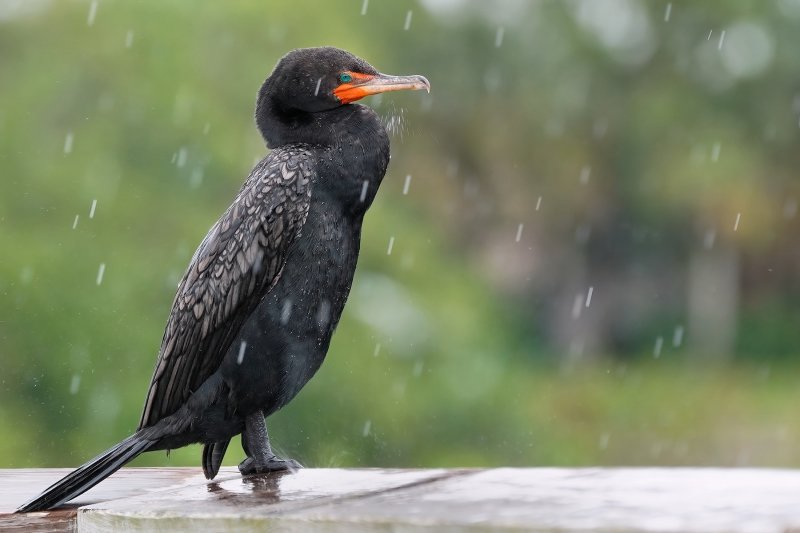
[222,202,359,413]
[282,223,357,332]
[320,131,390,212]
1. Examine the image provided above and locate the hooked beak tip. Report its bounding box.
[416,75,431,93]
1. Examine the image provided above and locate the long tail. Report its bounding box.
[17,431,153,513]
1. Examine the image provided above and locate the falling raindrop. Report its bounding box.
[711,142,721,162]
[386,236,395,255]
[536,196,542,211]
[585,286,594,307]
[96,263,106,286]
[402,174,412,195]
[72,215,79,229]
[70,374,81,395]
[314,77,322,96]
[190,167,204,188]
[653,336,664,358]
[673,325,684,347]
[237,341,247,365]
[362,420,372,437]
[403,10,413,31]
[704,229,716,249]
[317,299,331,329]
[373,343,381,357]
[359,180,369,202]
[734,212,741,231]
[252,249,265,274]
[579,165,591,184]
[707,30,713,40]
[718,30,726,50]
[413,360,424,377]
[89,199,97,219]
[599,433,610,450]
[280,299,293,325]
[176,147,188,168]
[63,131,74,154]
[125,30,134,48]
[87,0,97,26]
[571,294,583,319]
[361,0,369,16]
[495,26,505,47]
[664,3,672,22]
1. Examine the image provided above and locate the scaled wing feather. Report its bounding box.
[138,146,313,429]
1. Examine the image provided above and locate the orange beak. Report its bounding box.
[333,72,431,104]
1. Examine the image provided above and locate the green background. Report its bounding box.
[1,0,799,470]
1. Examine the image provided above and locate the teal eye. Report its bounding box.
[339,73,353,83]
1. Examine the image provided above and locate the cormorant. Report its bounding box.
[18,46,429,513]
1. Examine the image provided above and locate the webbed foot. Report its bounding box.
[239,411,302,476]
[238,455,302,475]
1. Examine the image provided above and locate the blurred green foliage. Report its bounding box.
[1,0,799,471]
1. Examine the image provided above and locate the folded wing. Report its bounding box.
[139,146,313,429]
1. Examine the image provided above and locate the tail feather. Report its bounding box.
[202,439,230,479]
[17,432,152,513]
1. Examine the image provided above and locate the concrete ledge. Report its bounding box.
[3,467,800,531]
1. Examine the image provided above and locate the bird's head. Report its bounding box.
[256,47,429,142]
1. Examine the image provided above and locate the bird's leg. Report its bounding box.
[238,411,302,475]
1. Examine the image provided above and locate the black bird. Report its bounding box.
[18,46,429,513]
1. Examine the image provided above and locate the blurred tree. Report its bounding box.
[0,0,799,471]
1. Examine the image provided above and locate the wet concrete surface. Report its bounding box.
[3,467,800,532]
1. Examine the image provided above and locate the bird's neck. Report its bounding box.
[257,100,373,147]
[259,103,390,216]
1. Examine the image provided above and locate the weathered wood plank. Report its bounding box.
[0,467,210,531]
[3,467,800,532]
